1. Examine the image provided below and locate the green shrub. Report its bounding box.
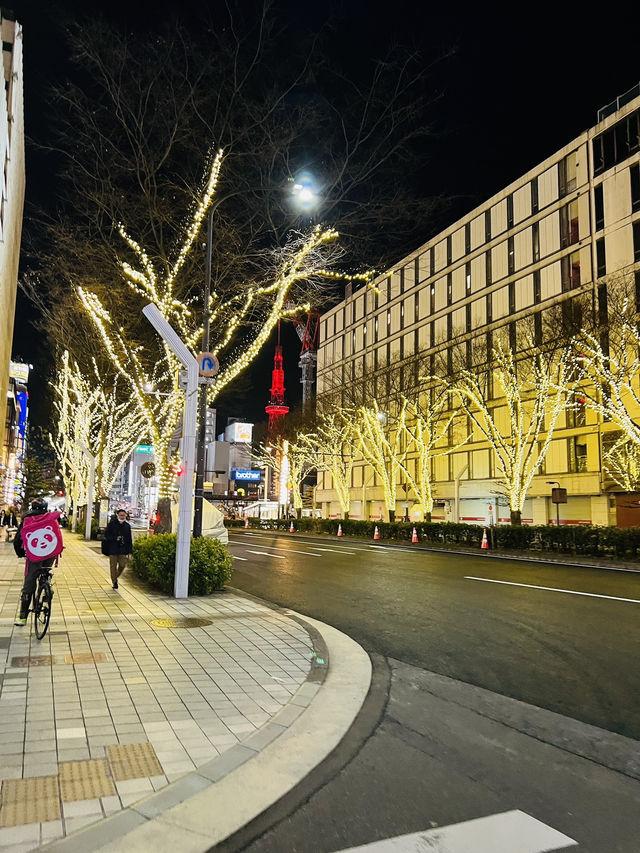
[91,518,100,540]
[132,534,232,595]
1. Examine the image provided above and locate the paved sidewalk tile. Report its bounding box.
[0,533,314,851]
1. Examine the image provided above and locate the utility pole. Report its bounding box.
[193,209,214,538]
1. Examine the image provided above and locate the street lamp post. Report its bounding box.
[194,209,214,539]
[547,480,562,527]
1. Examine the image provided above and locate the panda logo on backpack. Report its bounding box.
[21,512,64,565]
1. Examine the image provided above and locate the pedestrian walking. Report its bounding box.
[104,508,132,589]
[0,505,18,542]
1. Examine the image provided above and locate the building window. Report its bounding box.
[508,282,515,314]
[506,194,514,229]
[596,238,606,277]
[532,222,540,262]
[485,210,491,242]
[465,261,471,294]
[534,311,542,346]
[594,108,640,175]
[430,286,435,315]
[533,270,541,303]
[446,236,452,266]
[387,309,391,334]
[631,164,640,213]
[447,273,452,305]
[560,201,579,248]
[568,437,588,473]
[486,294,493,323]
[465,223,471,254]
[558,153,577,197]
[447,313,452,340]
[531,177,539,213]
[509,321,517,351]
[414,293,419,324]
[386,277,392,301]
[400,301,405,329]
[634,221,640,262]
[561,252,581,291]
[486,252,492,285]
[430,247,435,276]
[466,339,472,367]
[507,236,515,274]
[400,267,405,294]
[375,316,379,340]
[594,184,604,230]
[636,270,640,312]
[466,303,472,333]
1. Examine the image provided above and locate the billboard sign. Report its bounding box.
[232,469,261,482]
[9,361,29,383]
[225,422,253,443]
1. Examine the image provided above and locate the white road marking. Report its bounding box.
[308,547,358,555]
[232,555,248,561]
[246,550,286,560]
[332,810,577,852]
[465,576,640,604]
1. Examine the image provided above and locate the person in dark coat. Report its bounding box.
[13,499,55,625]
[104,508,132,589]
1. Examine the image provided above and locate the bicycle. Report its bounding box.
[31,568,54,640]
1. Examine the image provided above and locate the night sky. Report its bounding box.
[10,0,640,428]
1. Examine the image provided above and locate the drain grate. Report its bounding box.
[0,776,60,826]
[150,617,213,628]
[106,741,163,780]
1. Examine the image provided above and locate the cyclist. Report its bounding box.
[13,498,56,626]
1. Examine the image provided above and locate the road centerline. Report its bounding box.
[465,576,640,604]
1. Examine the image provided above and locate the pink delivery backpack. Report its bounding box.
[21,512,64,566]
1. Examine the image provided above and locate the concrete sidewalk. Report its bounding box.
[0,534,371,852]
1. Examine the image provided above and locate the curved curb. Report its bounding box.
[40,612,371,853]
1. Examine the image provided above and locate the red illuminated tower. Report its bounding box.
[265,322,289,433]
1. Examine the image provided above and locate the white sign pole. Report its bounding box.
[142,303,198,599]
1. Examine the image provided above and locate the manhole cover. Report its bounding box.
[150,617,213,628]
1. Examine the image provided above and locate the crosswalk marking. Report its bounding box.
[466,575,640,604]
[332,810,577,852]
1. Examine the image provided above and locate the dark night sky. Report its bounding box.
[10,0,640,428]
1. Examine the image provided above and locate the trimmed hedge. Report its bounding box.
[132,533,233,595]
[227,517,640,560]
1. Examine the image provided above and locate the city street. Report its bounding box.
[227,530,640,738]
[220,529,640,853]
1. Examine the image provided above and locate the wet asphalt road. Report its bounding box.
[228,530,640,739]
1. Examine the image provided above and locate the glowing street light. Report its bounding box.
[291,171,318,213]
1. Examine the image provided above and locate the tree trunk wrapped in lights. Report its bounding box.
[252,438,317,517]
[298,412,356,519]
[441,332,576,525]
[576,288,640,447]
[397,394,468,522]
[77,150,368,530]
[602,436,640,492]
[51,351,143,513]
[352,399,410,523]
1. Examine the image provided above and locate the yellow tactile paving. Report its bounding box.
[0,776,61,826]
[58,759,116,801]
[106,741,163,781]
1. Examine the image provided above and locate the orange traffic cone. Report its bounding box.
[411,526,419,543]
[290,521,295,533]
[481,528,489,550]
[244,517,249,529]
[337,523,343,537]
[374,525,380,540]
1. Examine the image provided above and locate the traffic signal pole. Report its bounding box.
[193,209,214,539]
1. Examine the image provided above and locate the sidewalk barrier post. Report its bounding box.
[412,526,419,543]
[244,517,249,529]
[481,527,489,550]
[337,523,343,537]
[290,521,295,533]
[374,525,380,540]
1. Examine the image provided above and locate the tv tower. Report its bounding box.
[265,321,289,433]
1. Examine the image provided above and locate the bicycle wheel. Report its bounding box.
[34,581,52,640]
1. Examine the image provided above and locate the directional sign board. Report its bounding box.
[198,352,219,377]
